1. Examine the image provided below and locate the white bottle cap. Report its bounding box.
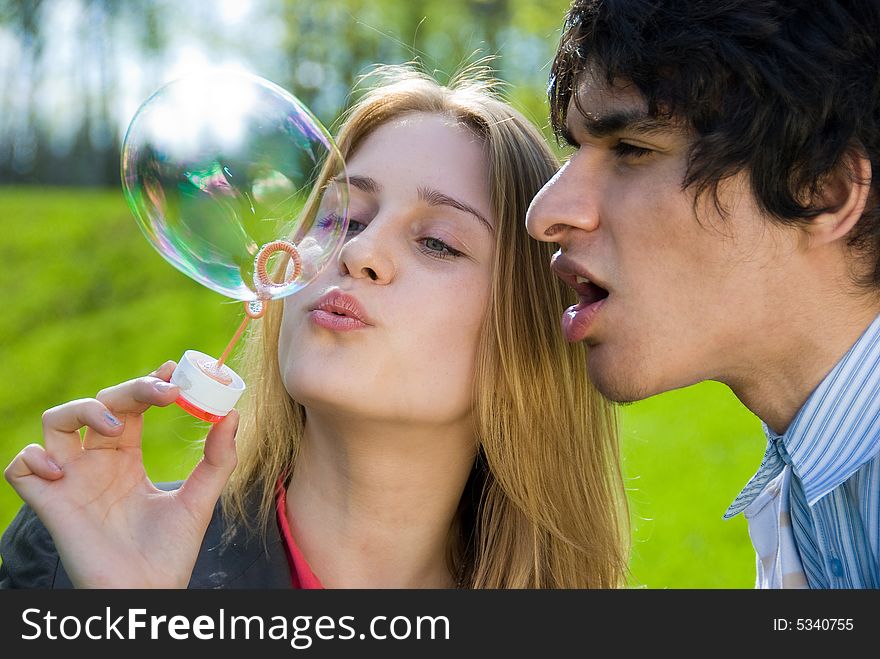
[170,350,246,423]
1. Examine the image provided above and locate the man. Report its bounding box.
[527,0,880,588]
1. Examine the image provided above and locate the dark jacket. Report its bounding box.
[0,483,292,588]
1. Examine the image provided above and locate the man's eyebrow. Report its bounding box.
[418,187,494,234]
[568,108,673,140]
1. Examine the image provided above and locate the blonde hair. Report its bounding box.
[222,63,629,588]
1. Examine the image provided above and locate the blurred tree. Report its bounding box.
[0,0,570,186]
[1,0,44,180]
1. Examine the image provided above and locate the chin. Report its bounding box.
[586,347,655,404]
[588,345,711,403]
[282,364,346,406]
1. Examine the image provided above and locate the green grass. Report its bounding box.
[0,186,765,588]
[621,382,763,587]
[0,187,244,526]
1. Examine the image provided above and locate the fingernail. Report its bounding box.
[154,381,176,393]
[104,411,122,427]
[47,458,62,472]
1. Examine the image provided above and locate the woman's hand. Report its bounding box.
[3,361,238,588]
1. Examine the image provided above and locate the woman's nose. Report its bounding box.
[337,222,396,283]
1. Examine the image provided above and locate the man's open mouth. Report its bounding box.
[575,276,609,305]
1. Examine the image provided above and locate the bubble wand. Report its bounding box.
[121,70,349,423]
[168,239,303,423]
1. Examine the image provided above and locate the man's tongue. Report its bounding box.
[561,283,609,342]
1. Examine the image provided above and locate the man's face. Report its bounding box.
[526,70,803,402]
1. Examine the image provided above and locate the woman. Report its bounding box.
[1,65,628,588]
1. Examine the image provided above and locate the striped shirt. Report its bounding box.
[729,313,880,588]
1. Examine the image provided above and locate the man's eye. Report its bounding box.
[613,142,653,159]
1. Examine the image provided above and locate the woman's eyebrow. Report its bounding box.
[334,174,381,194]
[418,187,494,234]
[331,176,494,233]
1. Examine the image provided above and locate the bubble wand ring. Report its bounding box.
[254,239,303,296]
[208,239,303,370]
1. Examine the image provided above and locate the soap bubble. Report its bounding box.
[121,70,349,302]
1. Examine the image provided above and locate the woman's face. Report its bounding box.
[279,112,496,426]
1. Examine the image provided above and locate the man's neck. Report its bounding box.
[726,298,880,435]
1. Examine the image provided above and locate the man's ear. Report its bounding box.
[805,150,872,247]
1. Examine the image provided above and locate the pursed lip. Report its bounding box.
[309,289,373,326]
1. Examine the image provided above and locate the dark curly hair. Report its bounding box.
[549,0,880,285]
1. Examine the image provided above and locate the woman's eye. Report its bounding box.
[316,213,341,230]
[613,142,653,159]
[346,219,367,236]
[315,214,367,238]
[421,237,463,259]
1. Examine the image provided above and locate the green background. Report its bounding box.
[0,187,765,588]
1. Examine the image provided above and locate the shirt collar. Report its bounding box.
[734,312,880,508]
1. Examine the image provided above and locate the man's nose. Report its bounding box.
[526,154,601,244]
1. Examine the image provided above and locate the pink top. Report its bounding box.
[275,480,324,589]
